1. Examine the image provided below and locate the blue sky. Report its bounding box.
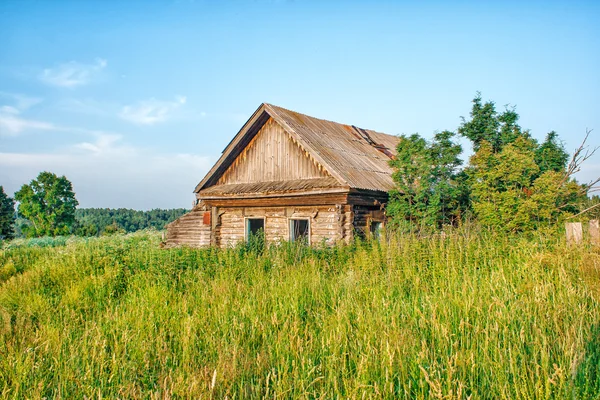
[1,0,599,209]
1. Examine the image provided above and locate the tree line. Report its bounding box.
[0,174,186,240]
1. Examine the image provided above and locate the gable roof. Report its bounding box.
[195,103,400,194]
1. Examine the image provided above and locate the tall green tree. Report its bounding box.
[457,93,592,232]
[469,136,584,232]
[15,172,79,237]
[0,186,16,240]
[387,131,463,230]
[535,131,569,174]
[458,92,533,153]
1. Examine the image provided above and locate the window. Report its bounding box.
[370,221,382,239]
[246,218,265,241]
[290,219,310,243]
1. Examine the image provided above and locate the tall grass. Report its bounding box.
[0,230,598,399]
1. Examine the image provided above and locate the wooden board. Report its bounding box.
[590,220,599,245]
[217,118,330,185]
[566,222,583,245]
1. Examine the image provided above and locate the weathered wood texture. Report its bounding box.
[165,204,211,247]
[590,220,599,246]
[170,103,403,248]
[215,205,345,247]
[353,205,385,238]
[217,118,329,185]
[566,222,583,245]
[202,193,349,207]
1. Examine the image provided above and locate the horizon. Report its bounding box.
[1,0,599,209]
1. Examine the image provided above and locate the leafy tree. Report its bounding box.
[458,92,532,153]
[0,186,16,240]
[387,131,463,230]
[15,172,79,237]
[388,93,595,233]
[457,93,595,232]
[535,131,569,174]
[470,137,585,232]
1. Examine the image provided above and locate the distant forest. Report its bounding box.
[71,208,188,236]
[12,208,188,238]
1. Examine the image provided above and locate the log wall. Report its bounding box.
[352,205,385,238]
[215,205,346,247]
[166,202,387,248]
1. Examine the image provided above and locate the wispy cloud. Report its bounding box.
[39,58,107,88]
[0,113,56,136]
[0,93,118,137]
[0,94,54,136]
[119,96,187,125]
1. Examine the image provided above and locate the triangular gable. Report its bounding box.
[217,118,331,185]
[194,103,347,193]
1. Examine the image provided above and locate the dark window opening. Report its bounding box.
[290,219,309,243]
[370,221,382,239]
[246,218,265,240]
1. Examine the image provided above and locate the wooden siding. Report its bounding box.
[202,192,349,208]
[217,118,330,185]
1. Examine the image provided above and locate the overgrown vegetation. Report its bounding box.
[1,230,599,398]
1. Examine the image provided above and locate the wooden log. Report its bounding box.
[590,220,600,246]
[211,206,218,246]
[566,222,583,245]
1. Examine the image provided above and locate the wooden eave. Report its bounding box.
[198,187,350,200]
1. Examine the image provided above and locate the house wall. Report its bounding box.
[215,205,347,247]
[166,203,386,248]
[217,118,330,185]
[352,205,385,238]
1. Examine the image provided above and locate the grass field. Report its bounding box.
[1,230,599,399]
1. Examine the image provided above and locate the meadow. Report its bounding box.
[0,229,599,399]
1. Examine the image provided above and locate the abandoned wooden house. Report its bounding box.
[165,103,400,247]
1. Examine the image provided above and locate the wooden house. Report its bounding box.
[165,103,400,247]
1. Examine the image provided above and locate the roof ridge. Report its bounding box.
[264,103,398,141]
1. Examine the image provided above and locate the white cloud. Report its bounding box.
[119,96,187,125]
[0,92,53,136]
[39,58,107,88]
[0,134,213,209]
[0,108,56,136]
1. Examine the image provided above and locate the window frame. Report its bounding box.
[289,217,311,244]
[245,217,265,242]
